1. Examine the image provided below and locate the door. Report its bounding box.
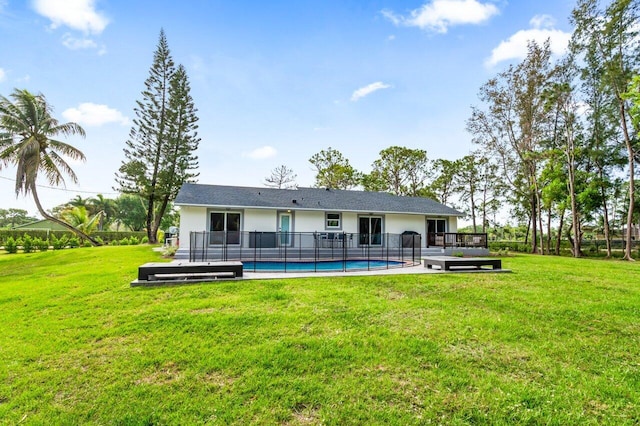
[359,216,382,246]
[210,212,241,245]
[278,212,292,246]
[427,219,446,246]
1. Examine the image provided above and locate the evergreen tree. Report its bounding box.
[309,147,361,190]
[264,165,297,189]
[115,30,200,243]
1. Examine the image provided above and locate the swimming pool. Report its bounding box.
[243,259,405,272]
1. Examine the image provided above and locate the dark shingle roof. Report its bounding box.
[176,183,463,216]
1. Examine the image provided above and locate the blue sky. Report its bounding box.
[0,0,575,216]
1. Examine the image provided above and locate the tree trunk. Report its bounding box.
[618,90,635,260]
[546,206,552,255]
[599,170,613,258]
[30,184,100,246]
[530,192,538,254]
[555,208,565,256]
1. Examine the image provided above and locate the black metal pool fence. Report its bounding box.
[189,231,422,272]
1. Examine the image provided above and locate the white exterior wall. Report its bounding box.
[448,217,458,233]
[385,214,424,235]
[341,212,359,233]
[293,210,325,232]
[178,206,207,250]
[243,209,276,232]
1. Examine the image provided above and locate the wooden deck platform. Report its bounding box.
[423,256,502,271]
[131,261,243,286]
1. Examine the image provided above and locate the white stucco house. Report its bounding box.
[174,183,472,255]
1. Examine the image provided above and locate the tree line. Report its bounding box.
[267,0,640,260]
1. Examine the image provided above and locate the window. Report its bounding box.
[325,212,341,229]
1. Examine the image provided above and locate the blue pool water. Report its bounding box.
[243,259,405,272]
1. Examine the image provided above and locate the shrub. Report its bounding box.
[94,236,104,245]
[52,235,69,250]
[141,236,149,244]
[156,230,165,244]
[68,236,80,248]
[129,236,140,246]
[22,234,34,253]
[110,239,120,246]
[119,238,130,246]
[4,237,18,254]
[162,245,178,257]
[82,240,93,248]
[35,237,49,252]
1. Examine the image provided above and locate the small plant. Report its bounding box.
[68,236,80,248]
[110,239,120,246]
[162,245,178,257]
[82,240,93,248]
[4,237,18,254]
[119,237,130,246]
[141,236,149,244]
[52,235,69,250]
[35,237,49,252]
[452,251,464,257]
[129,236,140,245]
[94,236,104,245]
[22,234,34,253]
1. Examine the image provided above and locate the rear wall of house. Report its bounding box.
[178,206,207,249]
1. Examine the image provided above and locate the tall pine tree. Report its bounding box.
[116,30,200,243]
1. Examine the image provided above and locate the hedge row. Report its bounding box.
[0,230,147,245]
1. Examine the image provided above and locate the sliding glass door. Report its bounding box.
[359,216,382,246]
[210,212,241,245]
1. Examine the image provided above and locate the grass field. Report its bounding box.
[0,246,639,424]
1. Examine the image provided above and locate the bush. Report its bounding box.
[68,236,80,248]
[162,245,178,257]
[119,238,130,246]
[141,236,149,244]
[110,239,120,246]
[94,236,104,245]
[52,235,69,250]
[156,230,165,244]
[82,240,93,248]
[129,236,140,246]
[4,237,18,254]
[22,234,34,253]
[35,237,49,252]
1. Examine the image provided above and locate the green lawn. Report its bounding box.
[1,247,639,424]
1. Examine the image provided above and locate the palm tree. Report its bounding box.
[88,194,117,230]
[0,88,99,245]
[61,206,103,235]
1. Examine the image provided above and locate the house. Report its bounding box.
[174,183,484,257]
[13,219,70,232]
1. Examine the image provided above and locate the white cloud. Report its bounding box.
[62,103,128,126]
[351,82,392,102]
[485,14,571,67]
[242,146,277,160]
[382,0,499,33]
[0,68,6,83]
[32,0,109,34]
[62,33,97,49]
